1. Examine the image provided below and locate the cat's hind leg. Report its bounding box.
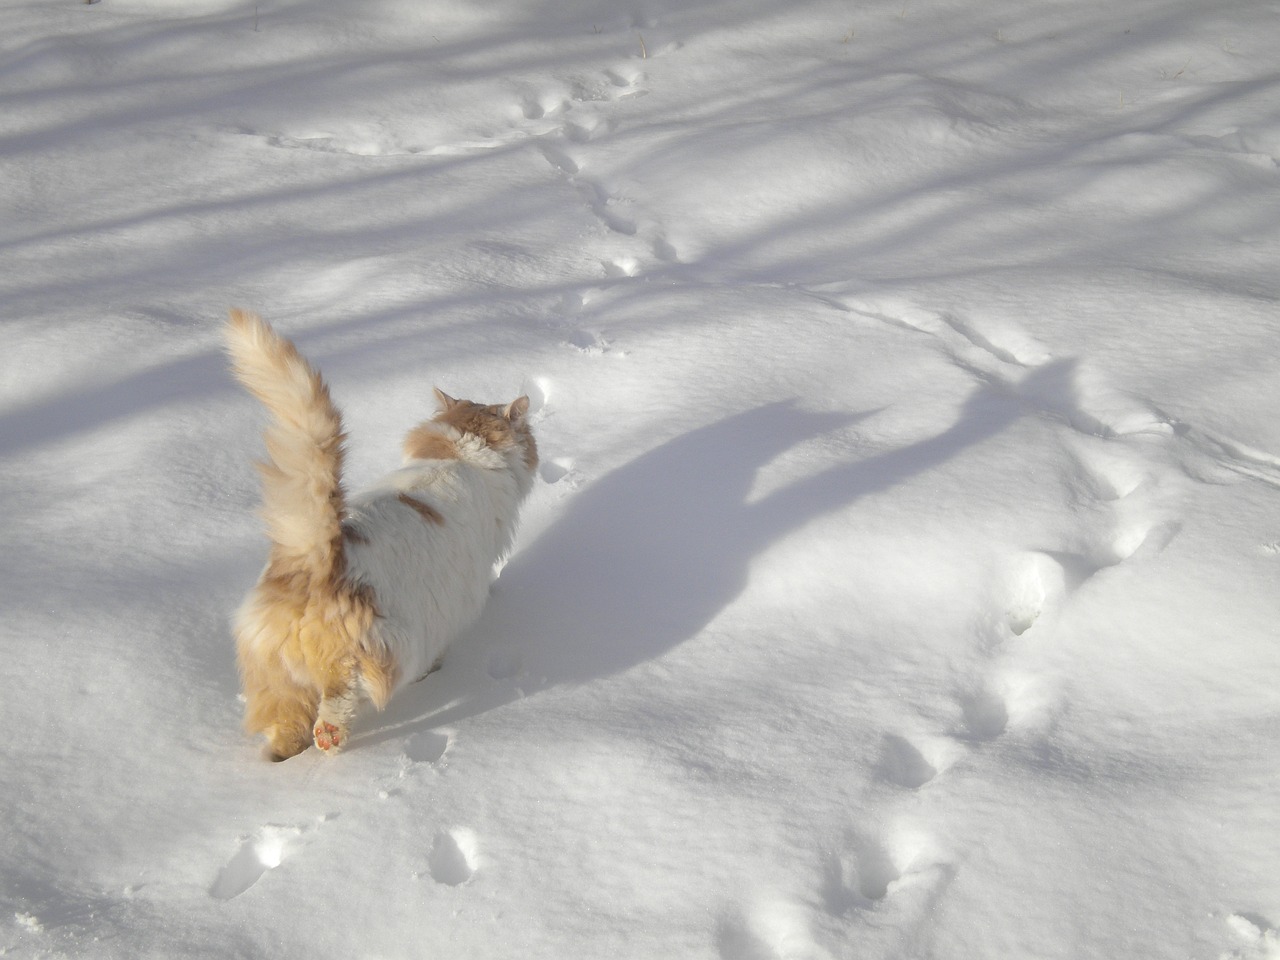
[265,699,318,761]
[311,648,400,752]
[301,586,386,754]
[311,645,378,754]
[313,675,359,754]
[241,669,319,761]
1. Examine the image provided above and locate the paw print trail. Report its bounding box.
[729,293,1212,958]
[506,42,684,289]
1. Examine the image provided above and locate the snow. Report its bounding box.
[2,0,1278,957]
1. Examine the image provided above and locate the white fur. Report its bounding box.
[344,434,535,695]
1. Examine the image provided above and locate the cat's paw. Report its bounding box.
[264,722,313,761]
[313,719,346,754]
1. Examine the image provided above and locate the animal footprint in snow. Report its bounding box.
[829,835,899,904]
[603,256,640,277]
[1224,913,1280,960]
[964,670,1060,739]
[536,142,580,174]
[875,734,937,789]
[1004,552,1066,636]
[652,235,680,262]
[513,88,569,125]
[958,686,1009,741]
[428,828,477,886]
[713,912,772,960]
[1069,441,1146,501]
[404,730,450,764]
[1109,519,1181,563]
[824,826,947,912]
[519,95,565,121]
[486,647,523,680]
[539,458,573,485]
[603,67,647,93]
[210,824,306,900]
[565,329,611,354]
[715,898,820,960]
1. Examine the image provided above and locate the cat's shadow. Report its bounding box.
[357,368,1052,749]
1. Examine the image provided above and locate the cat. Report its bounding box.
[224,309,537,760]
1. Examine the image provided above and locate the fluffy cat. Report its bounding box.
[224,309,537,760]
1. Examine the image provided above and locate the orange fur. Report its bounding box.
[434,391,538,471]
[402,424,459,461]
[225,309,348,588]
[235,531,387,759]
[227,310,387,760]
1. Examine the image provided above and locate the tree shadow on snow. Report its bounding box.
[358,366,1063,748]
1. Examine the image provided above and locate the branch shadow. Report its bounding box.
[358,364,1060,748]
[5,1,1274,458]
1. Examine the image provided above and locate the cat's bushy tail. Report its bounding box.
[225,309,348,588]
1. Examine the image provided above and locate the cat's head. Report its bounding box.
[403,388,538,474]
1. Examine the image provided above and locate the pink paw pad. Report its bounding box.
[314,721,342,752]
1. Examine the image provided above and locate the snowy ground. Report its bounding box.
[3,0,1279,957]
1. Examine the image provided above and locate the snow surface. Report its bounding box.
[3,0,1279,957]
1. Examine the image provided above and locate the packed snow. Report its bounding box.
[3,0,1279,957]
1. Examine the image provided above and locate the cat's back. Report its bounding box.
[340,459,503,682]
[345,458,501,568]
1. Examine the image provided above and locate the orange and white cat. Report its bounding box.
[224,309,537,760]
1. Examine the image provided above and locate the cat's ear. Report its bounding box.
[505,396,530,421]
[434,387,459,410]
